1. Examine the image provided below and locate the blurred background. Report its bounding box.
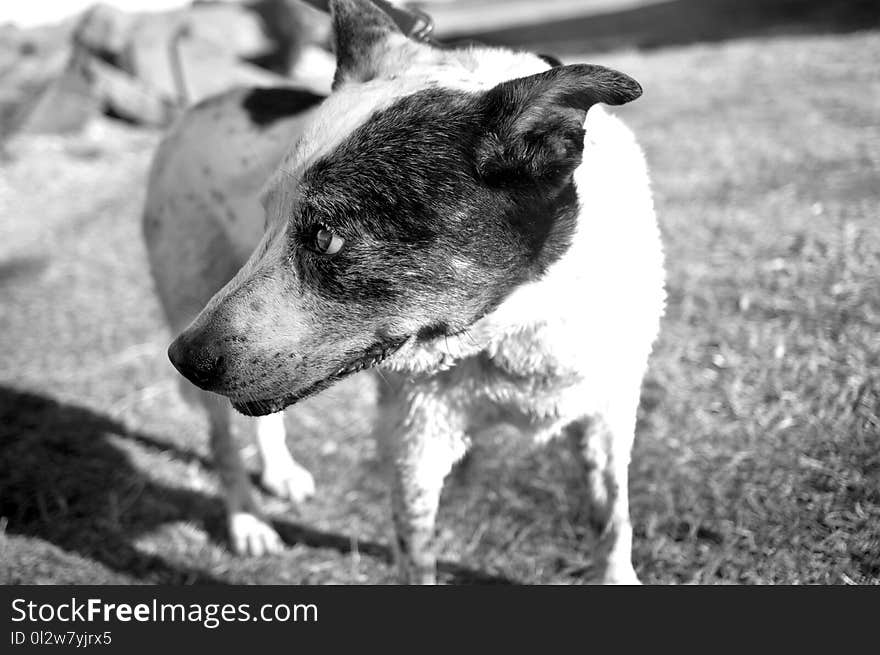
[1,1,878,584]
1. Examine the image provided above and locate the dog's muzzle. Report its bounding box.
[229,337,409,417]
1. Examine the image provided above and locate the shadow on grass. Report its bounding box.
[0,255,48,288]
[453,0,880,54]
[0,385,511,584]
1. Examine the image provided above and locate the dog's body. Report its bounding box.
[144,0,664,583]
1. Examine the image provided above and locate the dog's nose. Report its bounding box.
[167,334,226,391]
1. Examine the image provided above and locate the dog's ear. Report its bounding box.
[475,64,642,188]
[330,0,405,89]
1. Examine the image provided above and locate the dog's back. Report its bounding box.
[143,86,325,332]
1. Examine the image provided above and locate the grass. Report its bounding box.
[1,30,878,584]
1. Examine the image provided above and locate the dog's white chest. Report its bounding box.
[416,334,581,441]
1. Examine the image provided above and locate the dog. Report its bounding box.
[143,0,665,584]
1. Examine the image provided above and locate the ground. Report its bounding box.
[1,30,878,584]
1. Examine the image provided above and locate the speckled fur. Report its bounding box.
[144,0,664,582]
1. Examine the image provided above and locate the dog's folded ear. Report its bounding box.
[475,64,642,188]
[330,0,405,89]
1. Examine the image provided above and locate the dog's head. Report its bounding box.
[168,0,643,416]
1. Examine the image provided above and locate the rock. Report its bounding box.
[120,3,277,101]
[14,60,99,134]
[7,0,321,133]
[78,51,177,126]
[0,22,74,136]
[71,3,135,63]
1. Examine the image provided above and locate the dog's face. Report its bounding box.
[168,0,642,416]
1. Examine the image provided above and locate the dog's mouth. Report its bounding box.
[230,337,408,417]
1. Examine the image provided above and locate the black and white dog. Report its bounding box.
[143,0,665,584]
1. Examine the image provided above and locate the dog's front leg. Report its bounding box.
[565,406,640,585]
[255,412,315,504]
[200,390,282,556]
[379,388,468,584]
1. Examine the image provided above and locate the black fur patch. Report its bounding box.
[538,53,563,68]
[241,87,326,127]
[416,322,450,342]
[286,86,579,332]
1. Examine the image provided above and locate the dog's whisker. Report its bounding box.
[461,328,480,349]
[373,366,392,391]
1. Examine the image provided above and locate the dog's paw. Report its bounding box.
[229,512,283,556]
[597,564,642,585]
[260,458,316,504]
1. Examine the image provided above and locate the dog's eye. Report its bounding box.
[312,225,344,255]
